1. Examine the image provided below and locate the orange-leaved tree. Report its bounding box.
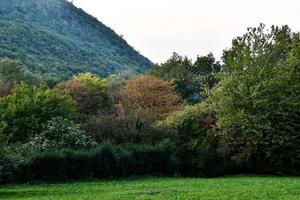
[120,75,181,120]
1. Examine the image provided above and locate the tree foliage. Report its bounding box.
[0,84,76,143]
[58,73,112,123]
[0,58,41,96]
[150,53,221,103]
[156,103,227,177]
[120,75,181,120]
[212,24,300,174]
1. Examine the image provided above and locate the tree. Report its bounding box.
[150,52,221,103]
[211,24,300,174]
[149,53,196,102]
[0,58,41,85]
[107,70,137,103]
[193,53,221,98]
[0,58,41,96]
[120,75,181,120]
[58,73,112,123]
[0,84,76,143]
[0,81,19,97]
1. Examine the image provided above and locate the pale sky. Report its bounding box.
[69,0,300,63]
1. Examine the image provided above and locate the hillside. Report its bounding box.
[0,0,153,78]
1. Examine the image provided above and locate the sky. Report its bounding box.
[69,0,300,63]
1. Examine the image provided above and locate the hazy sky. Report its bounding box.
[70,0,300,63]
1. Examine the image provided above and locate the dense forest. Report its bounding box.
[0,0,153,78]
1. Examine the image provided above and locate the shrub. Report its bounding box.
[82,111,171,144]
[0,141,177,184]
[23,117,97,152]
[0,143,27,183]
[156,102,231,177]
[0,84,76,143]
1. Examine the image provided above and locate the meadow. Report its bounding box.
[1,176,300,200]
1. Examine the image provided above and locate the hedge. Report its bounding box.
[0,141,177,184]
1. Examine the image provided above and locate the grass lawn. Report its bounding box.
[0,176,299,200]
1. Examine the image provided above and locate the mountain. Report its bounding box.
[0,0,153,78]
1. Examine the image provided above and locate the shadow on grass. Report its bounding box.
[0,190,51,199]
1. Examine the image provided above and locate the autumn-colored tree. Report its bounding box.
[58,73,112,123]
[0,58,41,97]
[0,81,19,97]
[120,75,181,120]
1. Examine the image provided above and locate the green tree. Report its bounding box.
[0,58,42,97]
[193,53,221,98]
[0,58,41,86]
[150,53,196,102]
[212,24,300,174]
[150,53,221,103]
[0,84,76,143]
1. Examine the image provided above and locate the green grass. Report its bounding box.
[1,176,300,200]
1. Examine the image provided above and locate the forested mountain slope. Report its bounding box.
[0,0,153,78]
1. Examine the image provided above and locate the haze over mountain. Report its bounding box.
[0,0,153,78]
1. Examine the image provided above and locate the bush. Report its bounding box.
[156,102,232,177]
[0,143,27,183]
[0,141,177,184]
[82,111,170,144]
[23,117,97,152]
[0,84,76,143]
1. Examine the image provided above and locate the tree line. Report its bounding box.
[0,24,299,183]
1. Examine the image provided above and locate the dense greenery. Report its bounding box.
[150,53,221,103]
[23,117,97,152]
[1,177,300,200]
[0,58,41,86]
[0,142,176,183]
[212,24,300,174]
[156,103,230,177]
[0,58,42,96]
[0,24,299,185]
[155,24,300,176]
[0,84,76,143]
[0,0,153,78]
